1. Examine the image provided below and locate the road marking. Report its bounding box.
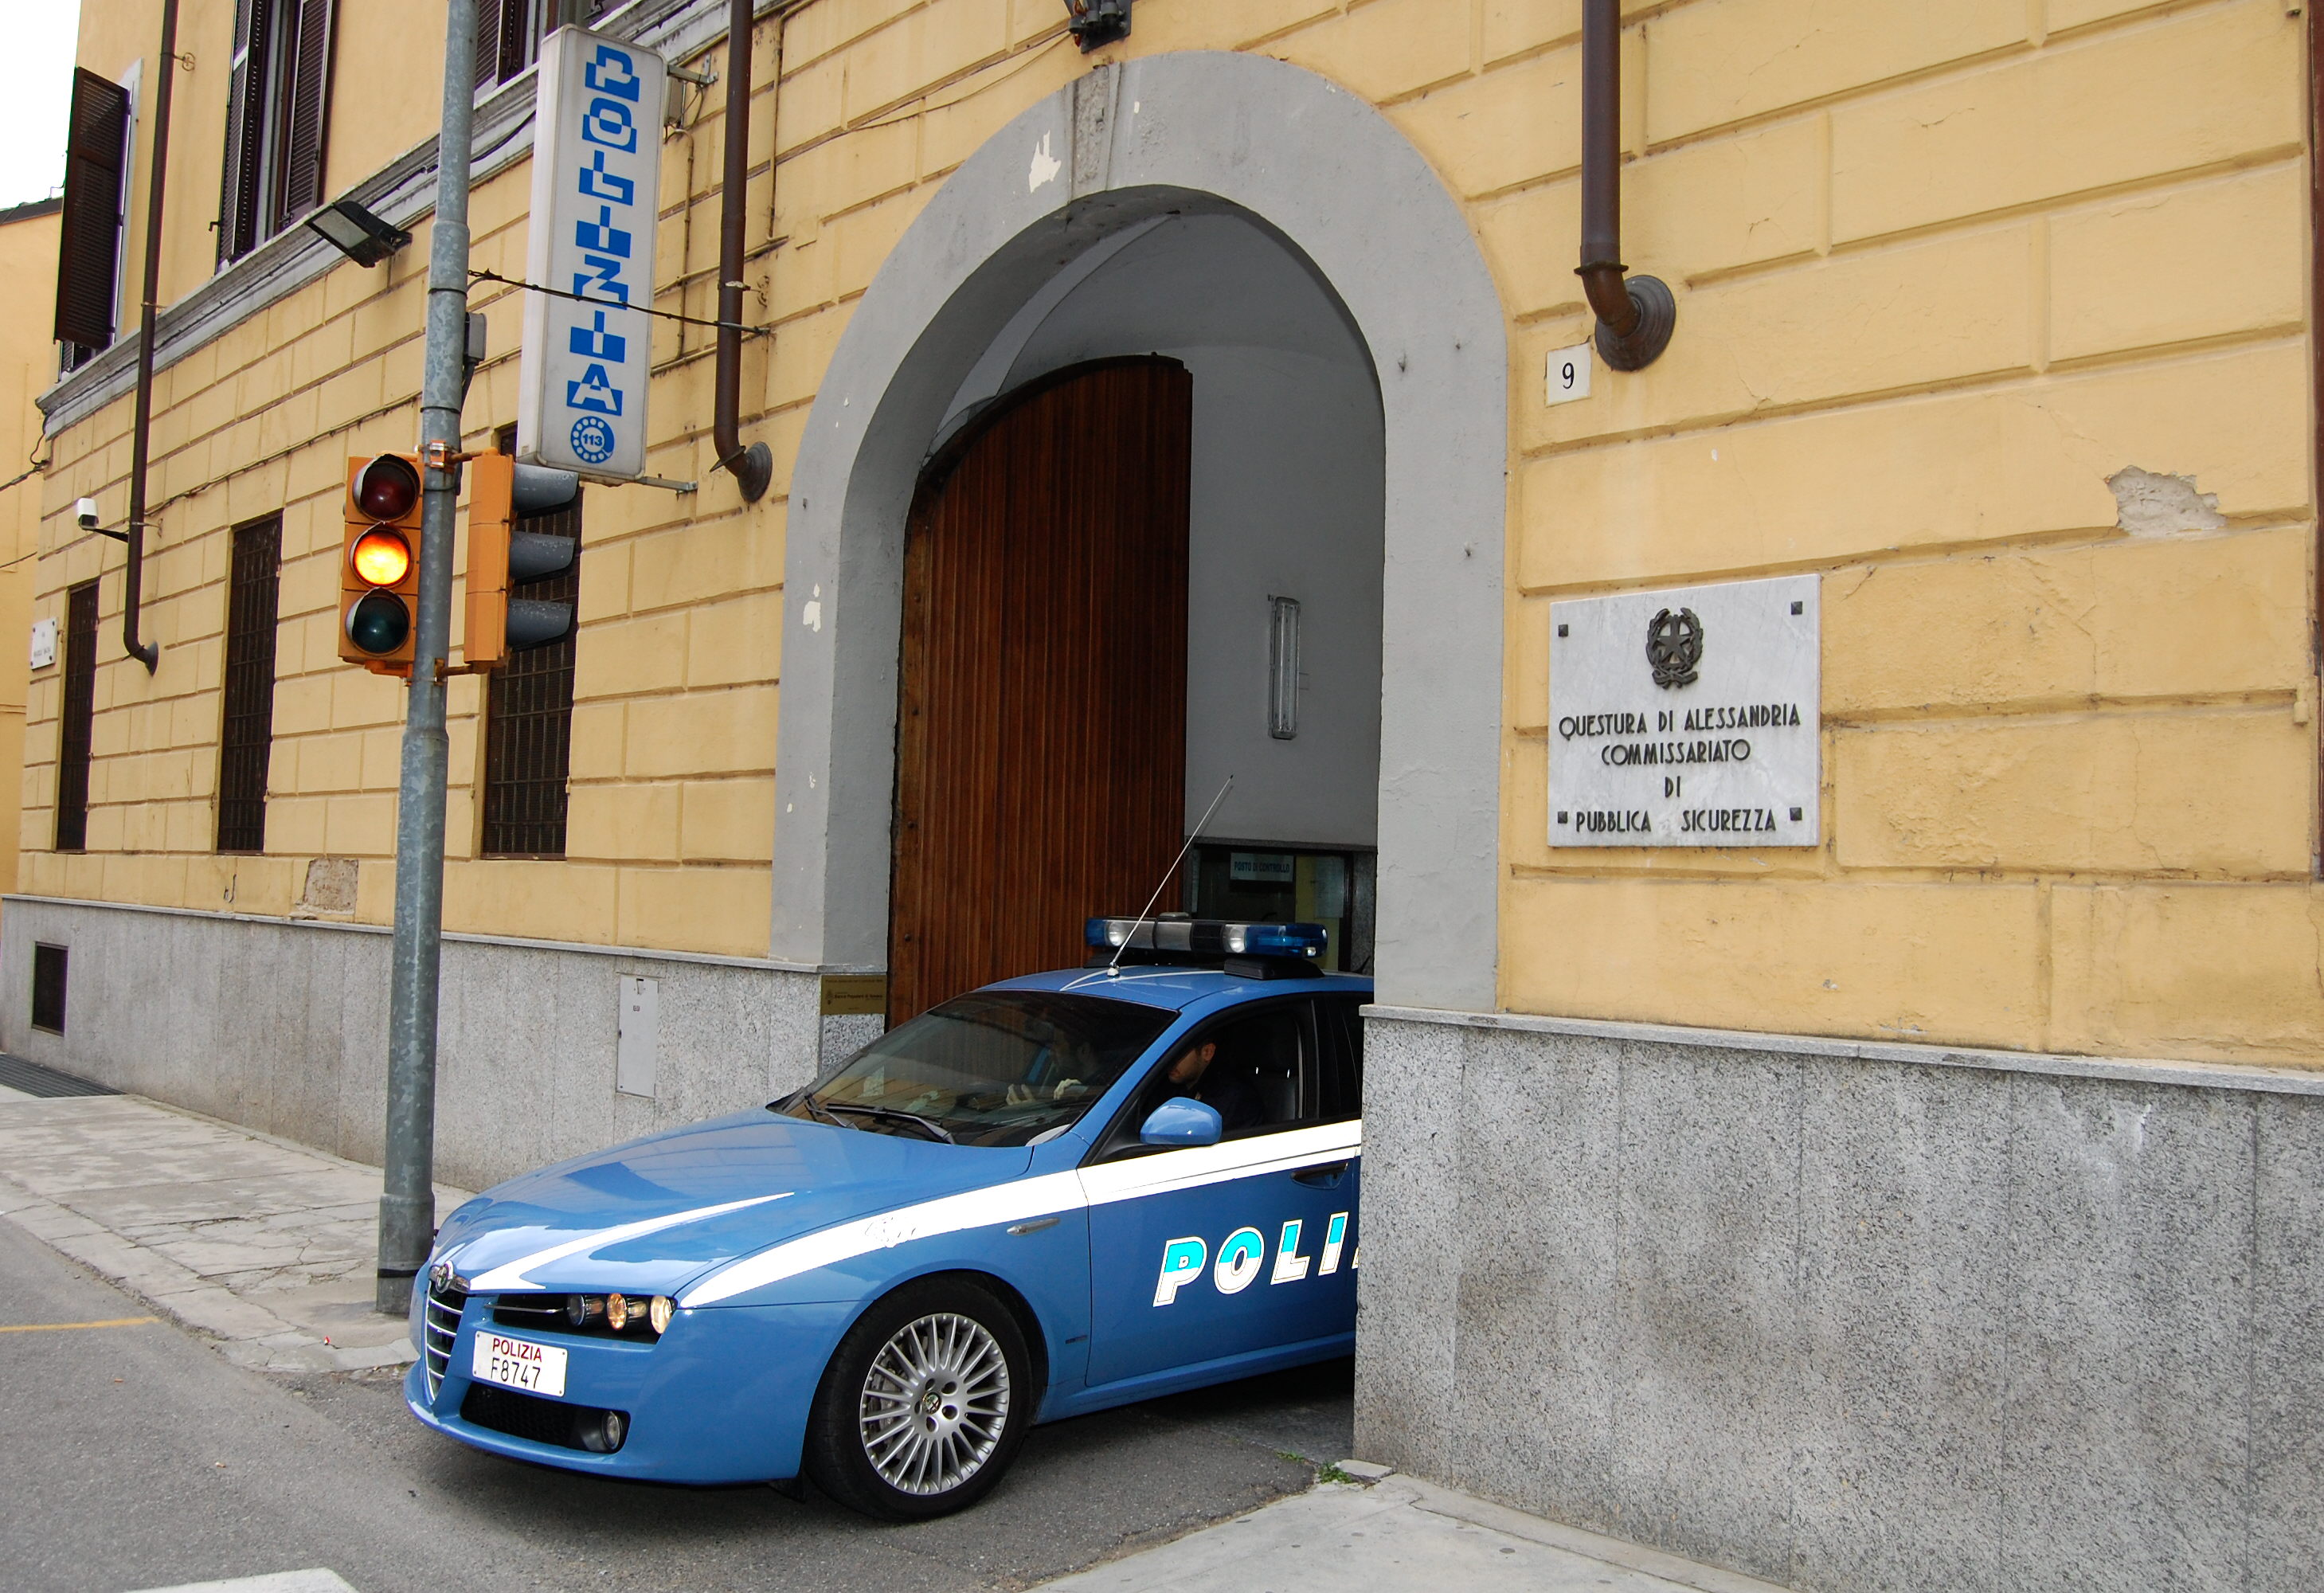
[129,1571,359,1593]
[0,1315,158,1333]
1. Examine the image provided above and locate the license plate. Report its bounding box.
[472,1331,568,1398]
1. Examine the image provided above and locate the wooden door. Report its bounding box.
[889,358,1193,1026]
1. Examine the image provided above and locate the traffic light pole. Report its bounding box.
[377,0,479,1315]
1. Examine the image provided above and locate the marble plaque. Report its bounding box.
[1548,574,1821,847]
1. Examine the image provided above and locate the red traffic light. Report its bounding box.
[352,455,421,522]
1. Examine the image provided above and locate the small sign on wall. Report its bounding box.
[1548,574,1821,847]
[27,617,55,670]
[1545,342,1594,406]
[1230,852,1295,883]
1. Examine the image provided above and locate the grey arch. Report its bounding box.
[770,50,1506,1012]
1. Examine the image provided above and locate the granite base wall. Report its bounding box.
[1356,1009,2324,1593]
[0,897,839,1192]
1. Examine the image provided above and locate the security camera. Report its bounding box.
[75,498,98,531]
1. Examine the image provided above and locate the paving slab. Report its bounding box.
[1033,1471,1790,1593]
[0,1092,468,1372]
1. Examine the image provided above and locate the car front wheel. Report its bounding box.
[804,1278,1033,1519]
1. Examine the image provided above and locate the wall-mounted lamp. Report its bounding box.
[305,198,412,268]
[1268,595,1301,740]
[1065,0,1132,51]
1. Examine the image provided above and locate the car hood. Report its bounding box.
[432,1110,1031,1297]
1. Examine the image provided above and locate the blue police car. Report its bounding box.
[405,916,1366,1518]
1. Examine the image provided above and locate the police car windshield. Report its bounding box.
[783,991,1173,1149]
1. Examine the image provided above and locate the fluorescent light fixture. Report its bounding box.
[306,198,412,267]
[1268,595,1300,740]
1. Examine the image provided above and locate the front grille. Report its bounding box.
[460,1383,629,1453]
[423,1281,468,1401]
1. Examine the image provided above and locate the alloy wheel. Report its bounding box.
[856,1310,1012,1495]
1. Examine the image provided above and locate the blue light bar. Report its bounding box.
[1084,917,1328,959]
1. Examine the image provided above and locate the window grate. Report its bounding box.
[217,518,282,853]
[31,943,67,1035]
[483,495,579,857]
[54,582,98,853]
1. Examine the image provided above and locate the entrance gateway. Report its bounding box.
[770,50,1508,1027]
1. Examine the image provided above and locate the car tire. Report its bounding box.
[804,1277,1035,1520]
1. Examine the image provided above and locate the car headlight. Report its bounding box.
[648,1294,674,1334]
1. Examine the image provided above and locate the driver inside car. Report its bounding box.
[1163,1038,1261,1133]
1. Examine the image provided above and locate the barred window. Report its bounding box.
[55,581,98,853]
[483,454,579,857]
[217,516,282,853]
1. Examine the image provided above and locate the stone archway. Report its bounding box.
[770,50,1506,1015]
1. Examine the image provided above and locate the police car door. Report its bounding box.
[1078,999,1360,1390]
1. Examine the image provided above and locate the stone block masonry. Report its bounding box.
[0,896,827,1193]
[1359,1008,2324,1593]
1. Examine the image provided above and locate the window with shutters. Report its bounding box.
[55,582,99,854]
[53,69,131,371]
[482,432,581,858]
[475,1,608,90]
[217,518,282,854]
[217,0,337,266]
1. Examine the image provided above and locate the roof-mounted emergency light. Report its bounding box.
[1086,917,1328,961]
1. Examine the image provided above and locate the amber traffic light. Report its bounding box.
[464,455,578,671]
[340,454,425,673]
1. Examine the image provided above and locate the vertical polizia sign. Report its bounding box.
[518,29,667,479]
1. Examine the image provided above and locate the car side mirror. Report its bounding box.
[1140,1097,1223,1148]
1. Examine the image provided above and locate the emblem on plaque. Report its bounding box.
[1645,607,1704,688]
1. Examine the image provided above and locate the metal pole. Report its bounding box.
[377,0,479,1315]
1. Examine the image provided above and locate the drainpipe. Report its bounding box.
[120,0,180,671]
[713,0,773,500]
[1576,0,1673,372]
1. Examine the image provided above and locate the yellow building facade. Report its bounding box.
[0,199,59,902]
[10,2,2322,1588]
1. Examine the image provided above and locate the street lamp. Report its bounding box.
[306,198,412,267]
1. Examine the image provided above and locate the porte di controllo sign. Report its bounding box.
[1547,573,1821,847]
[517,27,667,481]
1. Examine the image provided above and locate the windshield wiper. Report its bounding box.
[820,1102,957,1144]
[773,1089,850,1131]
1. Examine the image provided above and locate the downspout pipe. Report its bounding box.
[1577,0,1673,372]
[121,0,180,671]
[713,0,773,501]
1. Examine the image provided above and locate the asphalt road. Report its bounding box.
[0,1217,1353,1593]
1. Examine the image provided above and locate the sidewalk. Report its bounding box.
[1037,1466,1786,1593]
[0,1075,1778,1593]
[0,1078,467,1373]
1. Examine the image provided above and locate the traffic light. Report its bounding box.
[340,453,424,673]
[464,456,579,670]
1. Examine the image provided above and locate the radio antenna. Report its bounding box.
[1109,775,1234,973]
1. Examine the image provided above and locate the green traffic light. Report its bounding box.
[346,590,411,656]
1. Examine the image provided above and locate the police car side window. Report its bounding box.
[1094,1000,1320,1160]
[1319,997,1363,1121]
